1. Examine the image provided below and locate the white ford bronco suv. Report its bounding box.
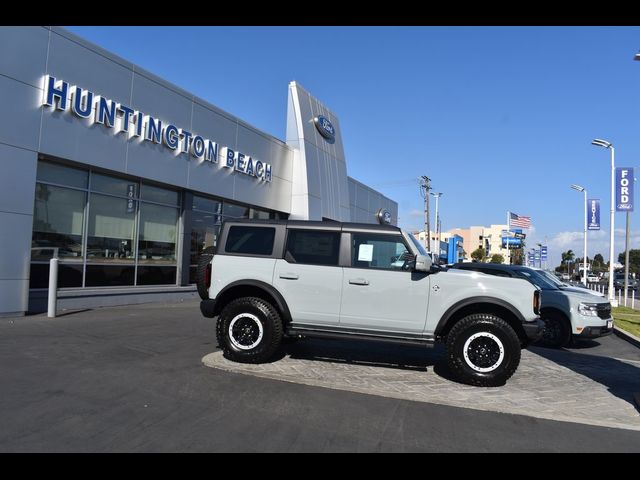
[198,220,543,387]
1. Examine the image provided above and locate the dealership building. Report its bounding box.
[0,26,397,317]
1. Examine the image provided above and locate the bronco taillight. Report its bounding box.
[204,263,212,289]
[533,290,540,315]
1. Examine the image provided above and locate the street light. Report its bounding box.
[592,138,616,303]
[570,184,588,286]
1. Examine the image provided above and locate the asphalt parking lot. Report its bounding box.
[1,299,639,452]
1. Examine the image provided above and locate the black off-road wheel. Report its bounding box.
[538,311,571,348]
[216,297,283,363]
[196,246,216,300]
[446,313,521,387]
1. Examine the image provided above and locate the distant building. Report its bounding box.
[414,224,515,263]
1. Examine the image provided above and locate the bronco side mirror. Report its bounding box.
[414,254,432,272]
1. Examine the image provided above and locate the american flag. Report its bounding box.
[509,212,531,229]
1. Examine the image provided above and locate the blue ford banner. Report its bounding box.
[588,198,600,230]
[501,237,522,249]
[541,245,548,260]
[615,167,634,211]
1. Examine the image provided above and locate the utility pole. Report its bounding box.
[419,176,432,252]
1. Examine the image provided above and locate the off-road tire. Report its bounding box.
[446,313,521,387]
[216,296,283,363]
[196,246,216,300]
[538,310,571,348]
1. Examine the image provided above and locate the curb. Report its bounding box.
[613,326,640,349]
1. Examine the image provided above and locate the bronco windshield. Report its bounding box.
[515,268,559,291]
[406,231,428,256]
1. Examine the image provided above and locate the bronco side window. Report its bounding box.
[351,233,412,271]
[225,226,276,256]
[285,229,340,266]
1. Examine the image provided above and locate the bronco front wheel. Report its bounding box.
[446,313,521,387]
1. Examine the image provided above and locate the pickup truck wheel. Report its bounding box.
[539,311,571,348]
[446,313,521,387]
[196,246,216,300]
[217,297,283,363]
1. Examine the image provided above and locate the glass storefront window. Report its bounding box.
[141,184,179,206]
[137,203,178,264]
[31,160,286,289]
[91,172,138,198]
[190,195,222,283]
[190,211,220,263]
[137,266,177,285]
[250,208,271,220]
[85,265,135,287]
[222,202,249,220]
[32,184,85,261]
[37,161,88,188]
[193,195,221,213]
[86,193,136,263]
[29,263,83,288]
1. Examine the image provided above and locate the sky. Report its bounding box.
[66,26,640,268]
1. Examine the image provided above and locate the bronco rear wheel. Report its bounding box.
[216,296,283,363]
[446,313,521,387]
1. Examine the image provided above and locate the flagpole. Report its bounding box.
[506,211,510,264]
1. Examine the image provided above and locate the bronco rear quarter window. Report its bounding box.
[225,226,276,256]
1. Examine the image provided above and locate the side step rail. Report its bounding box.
[286,326,435,348]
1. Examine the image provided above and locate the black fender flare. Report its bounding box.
[214,279,292,323]
[434,296,527,337]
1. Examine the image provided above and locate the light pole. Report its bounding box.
[592,138,616,303]
[571,184,588,285]
[431,192,443,247]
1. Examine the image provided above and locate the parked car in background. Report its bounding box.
[613,273,638,291]
[560,273,571,281]
[451,263,613,348]
[535,269,605,298]
[587,273,600,283]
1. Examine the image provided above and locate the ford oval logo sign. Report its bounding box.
[377,208,392,225]
[313,116,335,143]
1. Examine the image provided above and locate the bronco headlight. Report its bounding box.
[578,303,599,316]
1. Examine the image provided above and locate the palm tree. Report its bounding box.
[562,249,575,275]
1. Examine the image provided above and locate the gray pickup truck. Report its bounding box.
[197,220,543,387]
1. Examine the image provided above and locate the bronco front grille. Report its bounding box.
[596,305,611,319]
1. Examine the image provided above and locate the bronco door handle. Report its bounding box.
[349,278,369,286]
[279,273,299,280]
